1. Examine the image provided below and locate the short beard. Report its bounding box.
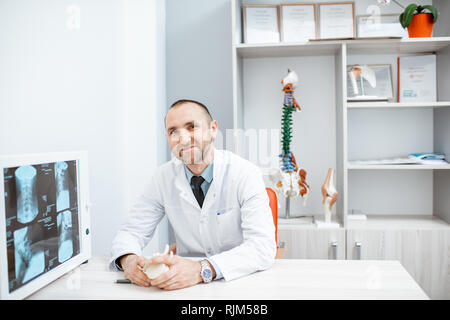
[177,141,214,166]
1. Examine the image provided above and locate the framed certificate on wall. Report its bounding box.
[243,5,280,44]
[318,2,355,39]
[280,3,316,42]
[398,55,436,102]
[357,14,408,38]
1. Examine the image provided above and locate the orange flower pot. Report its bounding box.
[408,13,434,38]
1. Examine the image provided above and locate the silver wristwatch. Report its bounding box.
[200,259,213,283]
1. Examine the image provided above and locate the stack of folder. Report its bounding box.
[408,153,447,165]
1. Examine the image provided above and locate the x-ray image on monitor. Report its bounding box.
[3,160,80,293]
[57,210,74,263]
[13,225,45,284]
[55,161,70,212]
[15,165,39,224]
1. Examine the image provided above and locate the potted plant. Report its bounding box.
[400,4,438,38]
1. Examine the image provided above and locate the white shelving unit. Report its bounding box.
[232,0,450,226]
[230,0,450,299]
[348,164,450,170]
[347,101,450,109]
[236,37,450,58]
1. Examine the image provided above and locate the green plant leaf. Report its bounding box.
[421,5,439,23]
[401,4,419,29]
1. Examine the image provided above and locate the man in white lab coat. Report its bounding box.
[109,99,276,290]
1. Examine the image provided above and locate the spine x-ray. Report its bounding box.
[14,225,45,284]
[55,161,70,212]
[57,210,74,263]
[15,165,39,224]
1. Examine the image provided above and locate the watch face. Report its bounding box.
[202,269,212,279]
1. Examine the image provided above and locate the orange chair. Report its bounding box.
[266,187,285,259]
[266,187,278,243]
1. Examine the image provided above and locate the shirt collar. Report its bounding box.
[184,161,214,184]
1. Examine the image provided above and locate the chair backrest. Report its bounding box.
[266,187,278,243]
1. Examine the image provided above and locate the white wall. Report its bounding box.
[165,0,233,136]
[0,0,166,255]
[164,0,234,243]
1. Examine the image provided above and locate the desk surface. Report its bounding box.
[27,255,428,300]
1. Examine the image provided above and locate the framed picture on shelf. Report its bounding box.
[280,3,316,42]
[357,14,408,38]
[398,55,436,102]
[347,64,394,101]
[318,2,355,39]
[243,5,280,44]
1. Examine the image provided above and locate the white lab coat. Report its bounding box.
[109,149,276,281]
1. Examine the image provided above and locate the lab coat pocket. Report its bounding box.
[216,208,243,250]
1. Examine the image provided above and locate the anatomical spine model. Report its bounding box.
[321,168,338,223]
[269,69,310,210]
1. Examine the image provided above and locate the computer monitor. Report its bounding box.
[0,151,91,299]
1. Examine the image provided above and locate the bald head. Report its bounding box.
[165,99,213,128]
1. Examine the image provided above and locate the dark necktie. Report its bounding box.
[191,176,205,208]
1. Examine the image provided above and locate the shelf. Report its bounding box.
[347,101,450,109]
[235,37,450,59]
[347,215,450,230]
[278,216,314,225]
[347,163,450,170]
[346,37,450,55]
[278,216,343,230]
[235,41,341,58]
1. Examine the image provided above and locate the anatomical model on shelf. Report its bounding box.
[319,168,338,226]
[139,244,172,279]
[269,69,310,218]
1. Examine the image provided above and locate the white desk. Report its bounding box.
[27,255,428,300]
